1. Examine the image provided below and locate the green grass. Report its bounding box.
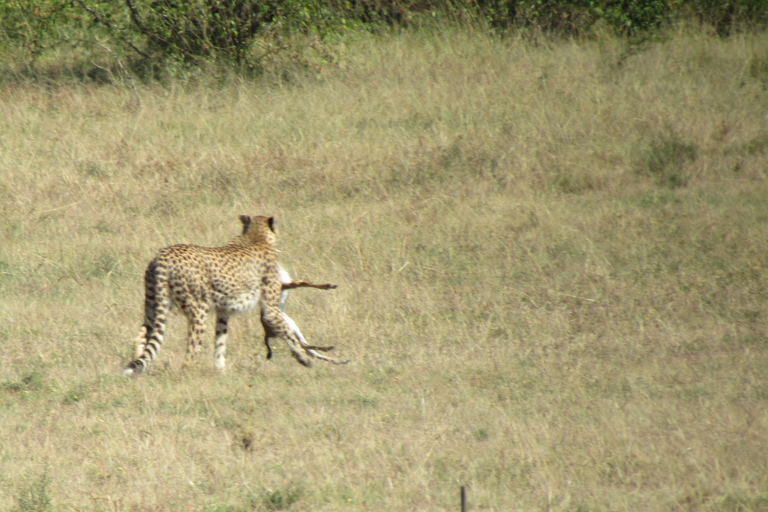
[1,25,768,511]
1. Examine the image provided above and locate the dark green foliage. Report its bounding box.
[0,0,357,72]
[142,1,271,63]
[590,0,673,33]
[477,0,768,35]
[123,0,317,64]
[0,1,86,53]
[689,0,768,35]
[0,0,766,77]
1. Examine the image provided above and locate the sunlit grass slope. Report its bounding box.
[1,26,768,511]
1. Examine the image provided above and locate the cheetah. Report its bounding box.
[123,215,347,376]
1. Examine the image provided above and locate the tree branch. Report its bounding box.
[73,0,152,60]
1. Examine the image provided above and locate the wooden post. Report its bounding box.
[461,485,467,512]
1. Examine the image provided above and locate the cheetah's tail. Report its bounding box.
[123,260,171,376]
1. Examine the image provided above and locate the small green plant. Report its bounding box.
[475,428,490,441]
[13,471,52,512]
[2,368,49,394]
[62,383,89,405]
[260,484,304,511]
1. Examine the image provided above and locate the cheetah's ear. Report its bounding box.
[267,216,275,233]
[239,215,251,234]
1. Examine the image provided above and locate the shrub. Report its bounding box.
[1,0,766,78]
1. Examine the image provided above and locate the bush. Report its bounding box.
[121,0,331,64]
[0,0,766,78]
[0,0,353,72]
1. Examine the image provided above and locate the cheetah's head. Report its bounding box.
[239,215,277,246]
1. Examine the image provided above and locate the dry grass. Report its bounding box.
[1,25,768,511]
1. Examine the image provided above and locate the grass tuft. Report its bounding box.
[12,471,52,512]
[637,132,698,188]
[260,484,304,511]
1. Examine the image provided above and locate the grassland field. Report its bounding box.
[1,24,768,512]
